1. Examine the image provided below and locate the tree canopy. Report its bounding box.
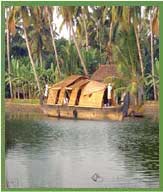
[5,6,159,100]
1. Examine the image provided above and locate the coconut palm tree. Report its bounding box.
[7,6,42,95]
[43,6,61,78]
[6,7,14,98]
[145,59,159,99]
[143,6,159,100]
[150,7,158,100]
[107,6,116,64]
[112,22,141,105]
[109,7,144,78]
[59,41,79,75]
[58,6,88,76]
[130,7,144,79]
[20,7,41,94]
[75,6,91,51]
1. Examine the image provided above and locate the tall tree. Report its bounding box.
[6,7,14,98]
[150,8,157,100]
[82,7,89,52]
[132,7,144,79]
[76,6,90,51]
[107,6,115,65]
[20,7,41,94]
[59,6,88,76]
[6,6,42,95]
[29,6,44,68]
[113,6,144,78]
[44,6,61,78]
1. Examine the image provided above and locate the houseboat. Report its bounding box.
[41,65,128,121]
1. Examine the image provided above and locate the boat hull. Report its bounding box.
[41,105,123,121]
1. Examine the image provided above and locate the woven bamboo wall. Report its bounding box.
[47,89,58,105]
[57,88,65,105]
[68,88,79,106]
[79,89,105,108]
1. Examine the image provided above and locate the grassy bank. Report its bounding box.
[5,99,42,114]
[5,99,40,105]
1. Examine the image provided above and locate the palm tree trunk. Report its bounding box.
[17,87,20,99]
[28,86,31,99]
[150,12,157,100]
[82,13,89,51]
[134,25,144,78]
[6,16,13,98]
[47,10,61,78]
[22,84,25,99]
[108,21,113,65]
[109,21,113,46]
[39,49,43,68]
[13,89,16,99]
[23,26,41,95]
[134,24,144,103]
[23,87,26,99]
[70,20,88,76]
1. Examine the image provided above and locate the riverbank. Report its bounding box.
[139,101,159,122]
[5,99,40,104]
[5,99,42,114]
[5,99,159,122]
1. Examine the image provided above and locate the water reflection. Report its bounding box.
[5,113,159,188]
[106,120,159,187]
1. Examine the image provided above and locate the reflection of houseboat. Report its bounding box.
[41,65,131,121]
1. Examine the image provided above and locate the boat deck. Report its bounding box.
[41,104,123,121]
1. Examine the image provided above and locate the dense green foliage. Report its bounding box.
[5,6,159,100]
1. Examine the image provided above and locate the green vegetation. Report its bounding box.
[5,6,159,100]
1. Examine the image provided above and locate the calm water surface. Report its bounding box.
[6,113,159,188]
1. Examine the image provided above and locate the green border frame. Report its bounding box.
[1,1,163,191]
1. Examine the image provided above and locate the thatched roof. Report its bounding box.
[91,64,120,82]
[68,79,89,90]
[51,75,85,90]
[82,80,106,95]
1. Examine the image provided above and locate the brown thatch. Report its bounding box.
[82,81,106,95]
[79,81,107,108]
[52,75,84,89]
[47,89,59,105]
[47,75,88,105]
[68,79,90,89]
[68,79,90,106]
[57,75,88,105]
[91,64,120,82]
[47,75,117,108]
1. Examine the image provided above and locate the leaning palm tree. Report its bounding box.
[6,7,14,98]
[143,6,159,100]
[7,6,41,95]
[76,6,90,52]
[81,7,89,52]
[58,6,88,76]
[121,7,145,102]
[106,6,119,65]
[112,23,141,105]
[28,6,44,69]
[107,6,115,64]
[127,6,144,78]
[44,6,61,78]
[149,7,158,100]
[20,7,41,94]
